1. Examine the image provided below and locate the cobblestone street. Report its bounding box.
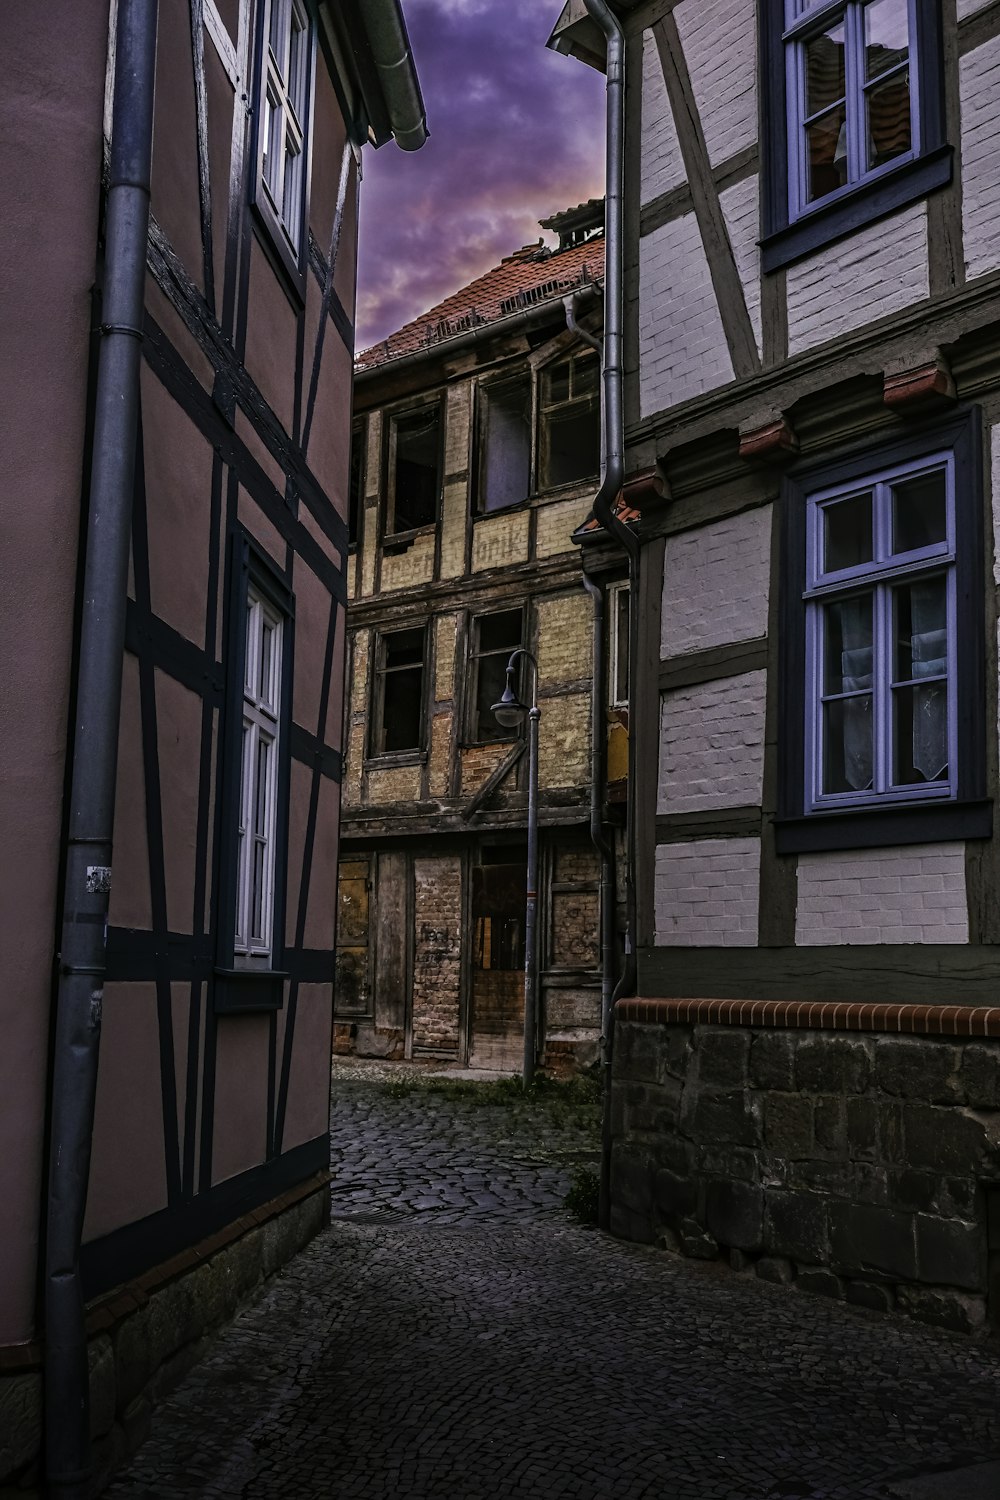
[106,1060,1000,1499]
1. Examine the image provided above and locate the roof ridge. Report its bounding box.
[358,231,605,372]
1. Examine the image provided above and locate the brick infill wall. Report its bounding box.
[610,1000,1000,1335]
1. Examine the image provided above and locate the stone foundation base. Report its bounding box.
[334,1021,599,1077]
[333,1021,405,1059]
[0,1171,328,1496]
[543,1035,600,1079]
[610,1008,1000,1336]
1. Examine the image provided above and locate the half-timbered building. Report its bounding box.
[1,1,424,1488]
[552,0,1000,1331]
[337,204,625,1075]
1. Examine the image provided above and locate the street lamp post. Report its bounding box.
[492,649,540,1089]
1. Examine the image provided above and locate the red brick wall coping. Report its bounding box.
[616,997,1000,1037]
[0,1169,330,1373]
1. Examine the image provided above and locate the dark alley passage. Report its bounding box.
[106,1064,1000,1500]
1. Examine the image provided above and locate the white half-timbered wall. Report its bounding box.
[630,1,1000,968]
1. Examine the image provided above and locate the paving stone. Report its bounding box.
[105,1059,1000,1500]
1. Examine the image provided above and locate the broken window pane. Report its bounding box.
[348,422,364,544]
[391,408,440,532]
[375,627,425,754]
[479,379,531,512]
[471,609,522,742]
[539,353,600,489]
[472,861,526,971]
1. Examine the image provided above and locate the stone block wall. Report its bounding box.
[0,1175,328,1495]
[610,1017,1000,1334]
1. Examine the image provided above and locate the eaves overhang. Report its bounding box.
[323,0,428,152]
[354,290,599,389]
[546,0,640,70]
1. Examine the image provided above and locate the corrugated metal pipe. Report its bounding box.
[581,0,637,1232]
[357,0,428,151]
[44,3,158,1493]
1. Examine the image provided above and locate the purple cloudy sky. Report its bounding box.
[355,0,606,352]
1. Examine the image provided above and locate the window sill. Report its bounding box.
[762,145,953,274]
[364,751,427,770]
[475,498,531,519]
[382,523,437,554]
[458,735,520,750]
[250,197,307,308]
[533,477,600,503]
[473,481,599,520]
[214,967,288,1014]
[774,797,991,855]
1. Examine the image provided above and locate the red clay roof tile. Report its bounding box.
[357,234,605,372]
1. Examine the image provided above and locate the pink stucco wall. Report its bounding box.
[0,1,110,1343]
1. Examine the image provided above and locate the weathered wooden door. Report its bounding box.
[374,851,408,1051]
[468,857,526,1071]
[335,859,372,1019]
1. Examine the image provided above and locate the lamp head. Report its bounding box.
[492,670,528,729]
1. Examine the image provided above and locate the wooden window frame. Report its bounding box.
[250,0,316,298]
[348,417,365,549]
[777,408,989,854]
[607,579,630,710]
[236,588,284,961]
[465,606,526,745]
[384,401,443,541]
[473,375,533,515]
[367,623,429,763]
[537,349,601,494]
[760,0,949,272]
[215,531,295,1013]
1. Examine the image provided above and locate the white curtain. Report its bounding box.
[836,596,873,792]
[908,580,948,781]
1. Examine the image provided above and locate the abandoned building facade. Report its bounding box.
[550,0,1000,1331]
[336,203,627,1074]
[0,0,424,1488]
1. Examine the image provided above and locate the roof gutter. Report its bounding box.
[355,281,601,384]
[356,0,428,151]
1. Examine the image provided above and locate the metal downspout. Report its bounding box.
[44,4,158,1493]
[582,0,635,1232]
[565,295,618,1077]
[580,576,617,1067]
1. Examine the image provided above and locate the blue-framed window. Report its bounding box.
[786,0,916,220]
[804,453,956,812]
[760,0,949,272]
[777,410,988,854]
